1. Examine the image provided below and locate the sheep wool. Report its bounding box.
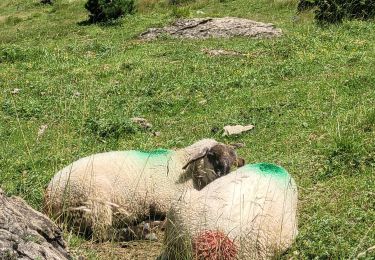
[44,139,221,240]
[163,163,298,260]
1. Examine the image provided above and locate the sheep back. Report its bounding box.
[164,163,298,260]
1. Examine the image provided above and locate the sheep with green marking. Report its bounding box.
[44,139,244,241]
[162,163,298,260]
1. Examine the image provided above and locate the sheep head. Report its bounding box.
[182,143,245,190]
[206,144,245,177]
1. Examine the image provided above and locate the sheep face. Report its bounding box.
[206,144,245,177]
[184,144,245,190]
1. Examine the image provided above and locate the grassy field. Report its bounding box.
[1,0,374,259]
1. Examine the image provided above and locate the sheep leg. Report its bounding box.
[67,198,113,241]
[90,200,113,242]
[148,219,167,230]
[111,206,166,241]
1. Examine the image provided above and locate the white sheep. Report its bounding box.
[44,139,244,241]
[162,163,298,260]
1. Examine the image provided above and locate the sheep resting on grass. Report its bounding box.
[162,163,298,260]
[44,139,245,242]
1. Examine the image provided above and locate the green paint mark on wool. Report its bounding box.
[132,149,173,159]
[244,163,289,179]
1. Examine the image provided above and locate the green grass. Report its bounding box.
[0,0,374,258]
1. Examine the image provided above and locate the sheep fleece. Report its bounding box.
[165,163,298,260]
[45,149,194,238]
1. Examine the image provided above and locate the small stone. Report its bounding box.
[37,124,48,139]
[131,117,152,129]
[21,170,28,178]
[11,88,21,94]
[223,124,255,136]
[231,142,245,148]
[211,127,220,134]
[302,122,308,128]
[202,48,242,57]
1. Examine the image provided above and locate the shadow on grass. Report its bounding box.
[77,18,124,27]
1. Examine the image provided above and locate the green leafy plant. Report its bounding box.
[169,0,195,5]
[40,0,53,4]
[85,0,135,22]
[298,0,375,24]
[297,0,317,11]
[85,116,138,139]
[171,6,191,17]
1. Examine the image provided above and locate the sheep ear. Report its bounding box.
[236,157,245,167]
[182,148,209,170]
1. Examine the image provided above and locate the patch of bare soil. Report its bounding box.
[202,48,244,56]
[77,230,165,259]
[140,17,282,40]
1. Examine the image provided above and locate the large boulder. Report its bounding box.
[140,17,282,40]
[0,189,70,260]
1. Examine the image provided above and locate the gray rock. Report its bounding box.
[0,189,70,260]
[140,17,282,40]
